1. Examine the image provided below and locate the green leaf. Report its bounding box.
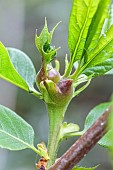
[7,48,36,91]
[84,102,111,131]
[0,105,35,150]
[106,67,113,74]
[68,0,100,64]
[79,25,113,74]
[84,0,110,52]
[59,122,80,141]
[0,42,41,97]
[0,42,28,91]
[72,165,98,170]
[83,102,113,149]
[83,56,113,77]
[98,130,113,148]
[87,26,113,67]
[98,101,113,148]
[101,4,113,34]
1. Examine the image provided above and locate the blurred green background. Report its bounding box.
[0,0,113,170]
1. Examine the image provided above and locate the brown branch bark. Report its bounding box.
[49,107,110,170]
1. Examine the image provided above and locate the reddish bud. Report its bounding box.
[47,68,60,83]
[57,79,73,94]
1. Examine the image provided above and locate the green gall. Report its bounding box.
[35,19,60,64]
[42,78,74,106]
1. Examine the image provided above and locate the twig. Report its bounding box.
[49,107,110,170]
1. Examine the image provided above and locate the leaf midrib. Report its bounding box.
[0,129,33,149]
[79,33,113,74]
[71,0,93,64]
[87,35,113,65]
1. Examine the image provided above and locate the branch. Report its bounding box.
[49,107,110,170]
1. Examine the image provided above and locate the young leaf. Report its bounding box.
[72,165,98,170]
[68,0,100,64]
[0,105,35,151]
[84,0,111,52]
[59,122,80,141]
[0,42,41,97]
[37,143,49,160]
